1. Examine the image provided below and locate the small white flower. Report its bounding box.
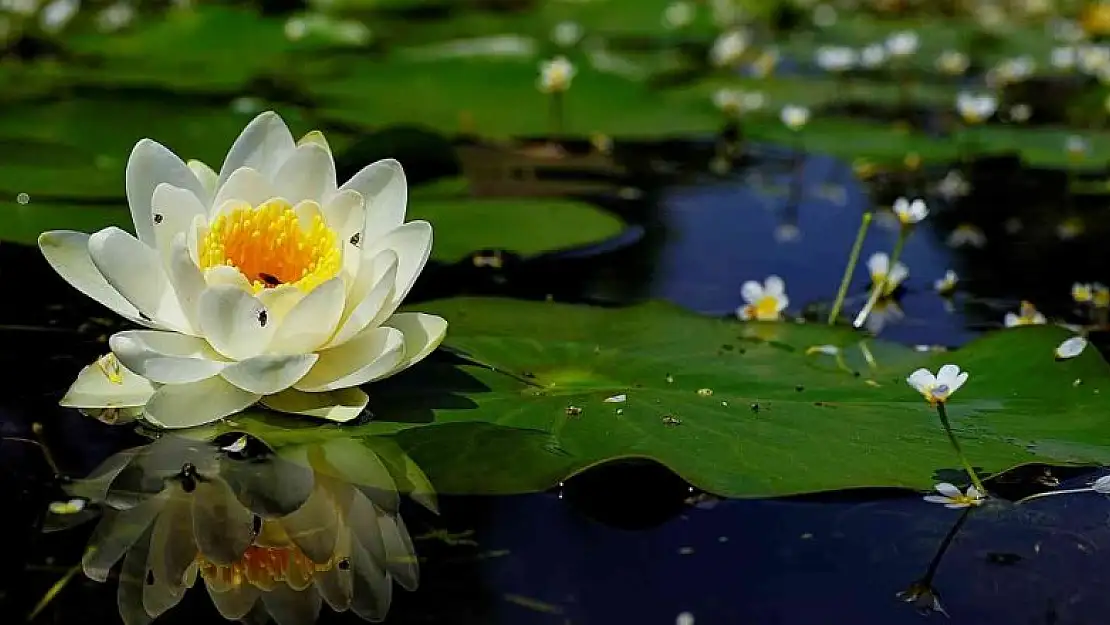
[936,50,969,75]
[38,0,78,34]
[663,1,694,29]
[713,88,745,116]
[1008,103,1032,122]
[1055,336,1088,360]
[956,92,998,124]
[1078,44,1110,74]
[923,482,984,508]
[96,2,134,32]
[893,197,928,225]
[737,275,789,321]
[221,435,249,453]
[935,170,970,200]
[867,252,909,296]
[1004,301,1047,327]
[885,31,919,57]
[710,29,748,67]
[816,45,857,72]
[906,365,969,405]
[1073,282,1094,303]
[1066,135,1089,156]
[1052,45,1077,70]
[946,224,987,248]
[1092,475,1110,494]
[934,270,959,295]
[780,105,810,131]
[551,21,583,48]
[860,43,887,68]
[538,56,577,93]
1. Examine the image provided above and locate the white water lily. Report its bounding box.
[956,92,998,124]
[43,111,446,428]
[1004,301,1047,327]
[934,270,958,295]
[780,105,810,131]
[1056,336,1089,360]
[737,275,789,321]
[893,197,928,225]
[863,299,904,334]
[923,482,984,508]
[867,252,908,297]
[538,56,576,93]
[906,364,969,405]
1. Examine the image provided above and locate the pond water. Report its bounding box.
[5,2,1110,625]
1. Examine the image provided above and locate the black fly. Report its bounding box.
[259,273,283,287]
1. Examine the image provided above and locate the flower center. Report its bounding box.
[95,353,124,385]
[197,543,336,591]
[754,295,780,318]
[198,199,341,294]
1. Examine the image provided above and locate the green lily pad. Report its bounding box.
[233,297,1110,498]
[409,196,626,261]
[0,201,131,245]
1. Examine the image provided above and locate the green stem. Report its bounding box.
[550,91,564,138]
[828,212,873,325]
[853,227,907,329]
[924,507,972,581]
[935,402,987,495]
[1015,487,1095,505]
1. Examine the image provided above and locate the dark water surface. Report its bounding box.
[3,142,1109,625]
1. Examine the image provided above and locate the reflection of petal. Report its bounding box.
[348,527,392,622]
[314,528,354,611]
[222,449,316,518]
[277,476,347,565]
[381,513,418,591]
[83,491,168,582]
[205,580,260,620]
[118,526,155,625]
[260,582,324,625]
[144,483,196,618]
[192,477,257,565]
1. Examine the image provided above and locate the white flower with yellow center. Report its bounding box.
[956,92,997,124]
[737,275,789,321]
[42,111,446,428]
[710,29,748,67]
[893,197,928,225]
[1004,301,1047,327]
[867,252,908,298]
[923,482,984,508]
[906,364,969,406]
[780,105,810,131]
[816,45,856,72]
[538,56,576,93]
[935,50,969,75]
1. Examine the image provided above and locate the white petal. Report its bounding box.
[1056,336,1089,360]
[867,252,889,278]
[381,313,448,374]
[272,143,337,204]
[294,327,404,392]
[341,159,408,245]
[736,305,753,320]
[764,275,785,297]
[949,371,969,393]
[328,250,397,348]
[936,364,961,387]
[166,234,206,330]
[740,280,763,304]
[60,358,156,409]
[126,139,207,247]
[88,227,192,333]
[893,198,908,216]
[144,377,260,429]
[1004,312,1020,327]
[922,495,953,505]
[934,482,961,498]
[269,278,346,355]
[38,231,152,328]
[361,221,432,319]
[204,265,252,290]
[256,283,307,326]
[297,130,331,152]
[219,354,318,394]
[151,183,207,266]
[212,168,274,213]
[187,159,218,201]
[260,387,368,423]
[775,295,790,313]
[110,331,228,384]
[1033,312,1047,324]
[965,485,982,499]
[888,263,909,287]
[197,286,276,361]
[322,189,364,244]
[217,111,296,188]
[906,368,935,393]
[945,502,970,509]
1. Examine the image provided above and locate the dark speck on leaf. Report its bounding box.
[986,552,1022,566]
[814,401,827,407]
[750,403,760,413]
[852,371,861,377]
[522,371,536,378]
[722,344,735,351]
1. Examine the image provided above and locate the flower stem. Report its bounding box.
[935,402,987,495]
[924,507,972,581]
[550,91,564,138]
[829,211,873,325]
[1015,487,1095,505]
[853,227,907,329]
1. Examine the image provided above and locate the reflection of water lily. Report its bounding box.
[934,270,958,295]
[923,482,984,508]
[867,252,908,297]
[43,112,447,428]
[72,434,433,624]
[935,170,970,200]
[1004,301,1047,327]
[862,299,904,334]
[906,364,969,405]
[946,223,986,248]
[737,276,789,321]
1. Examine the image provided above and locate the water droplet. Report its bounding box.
[666,373,674,383]
[795,384,804,392]
[16,192,29,205]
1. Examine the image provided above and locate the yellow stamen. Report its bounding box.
[753,295,780,319]
[196,521,337,591]
[198,199,341,294]
[95,353,124,385]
